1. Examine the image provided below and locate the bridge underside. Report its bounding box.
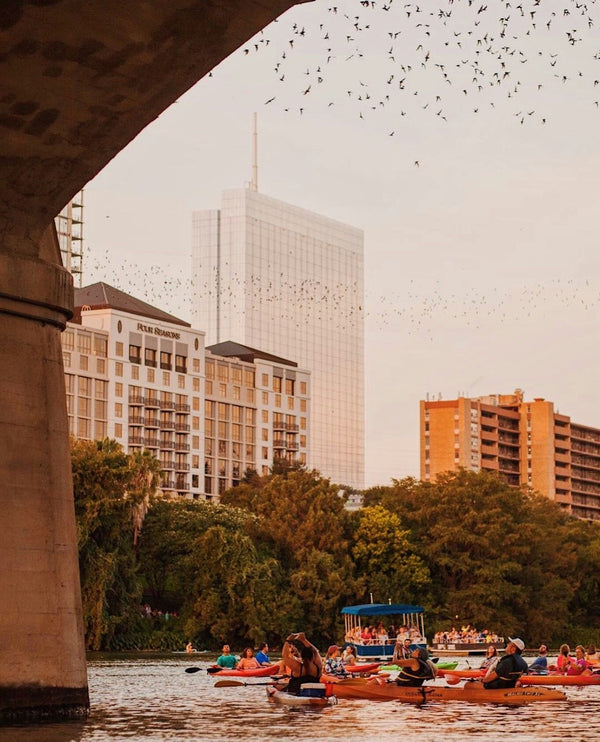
[0,0,300,723]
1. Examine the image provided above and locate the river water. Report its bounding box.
[1,655,598,742]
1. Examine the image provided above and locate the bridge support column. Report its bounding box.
[0,228,89,722]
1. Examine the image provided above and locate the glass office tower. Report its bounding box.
[192,188,364,489]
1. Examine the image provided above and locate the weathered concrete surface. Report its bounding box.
[0,0,302,722]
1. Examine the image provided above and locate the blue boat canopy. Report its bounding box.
[341,603,424,616]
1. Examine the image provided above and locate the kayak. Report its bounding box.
[266,685,337,707]
[437,668,485,679]
[346,662,382,674]
[321,677,566,705]
[381,662,458,672]
[520,674,600,686]
[211,665,279,678]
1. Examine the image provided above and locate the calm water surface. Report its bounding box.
[1,656,598,742]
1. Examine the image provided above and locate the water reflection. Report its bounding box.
[0,656,598,741]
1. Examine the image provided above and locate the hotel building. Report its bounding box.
[420,390,600,521]
[62,283,310,501]
[191,187,364,489]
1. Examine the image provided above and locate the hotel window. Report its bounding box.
[261,373,269,387]
[96,358,106,374]
[205,419,214,436]
[204,477,212,494]
[77,417,90,438]
[192,435,200,449]
[79,355,88,371]
[129,344,142,364]
[145,347,157,367]
[205,400,215,417]
[262,447,269,459]
[114,423,122,438]
[192,416,200,430]
[245,409,255,425]
[115,382,123,397]
[178,375,185,389]
[285,379,295,396]
[298,453,306,466]
[218,459,226,476]
[218,403,229,419]
[246,389,254,403]
[95,421,107,439]
[95,399,107,419]
[63,331,74,351]
[204,379,211,394]
[163,372,170,386]
[94,336,107,357]
[147,368,155,383]
[193,397,200,411]
[219,382,227,397]
[192,377,200,392]
[192,454,200,469]
[246,444,255,459]
[262,391,268,405]
[275,394,281,408]
[262,410,269,423]
[218,364,229,382]
[261,465,269,476]
[115,362,123,377]
[77,333,91,354]
[78,397,90,416]
[218,421,228,438]
[115,341,123,357]
[160,351,171,370]
[192,358,201,373]
[232,424,241,441]
[262,428,269,441]
[131,365,139,380]
[205,439,213,456]
[300,417,307,430]
[232,386,241,400]
[287,397,294,410]
[232,367,242,384]
[244,370,254,387]
[63,352,71,368]
[300,381,307,395]
[245,429,254,445]
[300,435,306,448]
[175,354,187,373]
[300,399,307,412]
[218,440,227,456]
[206,361,215,379]
[191,474,199,488]
[115,403,122,417]
[78,376,91,397]
[273,377,282,393]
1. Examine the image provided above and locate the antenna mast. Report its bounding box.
[251,112,258,192]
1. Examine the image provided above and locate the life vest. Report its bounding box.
[395,659,433,687]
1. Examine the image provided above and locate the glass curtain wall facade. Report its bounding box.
[192,188,364,488]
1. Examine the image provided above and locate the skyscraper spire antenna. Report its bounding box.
[251,112,258,192]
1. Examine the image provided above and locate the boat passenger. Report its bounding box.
[556,644,576,674]
[481,638,528,689]
[282,632,323,695]
[585,644,599,667]
[480,645,499,674]
[324,645,348,677]
[567,645,591,676]
[528,645,548,674]
[394,648,435,687]
[216,644,237,669]
[236,647,260,670]
[342,645,357,666]
[255,643,271,666]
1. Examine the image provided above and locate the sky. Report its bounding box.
[82,0,600,487]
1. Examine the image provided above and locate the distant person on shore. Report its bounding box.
[480,638,528,689]
[216,644,237,669]
[255,642,271,666]
[281,632,322,694]
[236,647,260,670]
[394,648,435,687]
[528,645,548,673]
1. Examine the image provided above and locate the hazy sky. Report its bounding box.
[83,0,600,487]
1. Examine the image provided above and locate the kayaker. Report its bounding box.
[216,644,237,669]
[255,643,271,666]
[185,642,195,654]
[392,637,412,663]
[282,632,323,694]
[324,645,348,677]
[528,645,549,674]
[480,644,499,674]
[585,644,599,667]
[567,645,591,676]
[236,647,260,670]
[342,645,357,666]
[394,647,435,687]
[556,644,576,673]
[480,638,528,689]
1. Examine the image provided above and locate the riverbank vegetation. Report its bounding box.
[72,439,600,652]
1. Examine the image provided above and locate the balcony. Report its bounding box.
[160,439,175,450]
[175,403,190,412]
[161,479,177,489]
[286,442,300,451]
[175,441,190,452]
[176,463,191,471]
[128,435,145,445]
[161,460,176,470]
[145,417,160,428]
[161,418,176,431]
[145,396,160,408]
[285,422,299,432]
[145,437,160,447]
[129,416,145,426]
[175,423,190,432]
[273,439,286,448]
[129,394,145,405]
[160,399,176,410]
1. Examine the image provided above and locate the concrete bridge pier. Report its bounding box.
[0,227,89,722]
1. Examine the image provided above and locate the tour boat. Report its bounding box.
[320,677,566,705]
[341,603,427,660]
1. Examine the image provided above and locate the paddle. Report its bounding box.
[185,667,203,674]
[185,666,223,673]
[214,679,280,688]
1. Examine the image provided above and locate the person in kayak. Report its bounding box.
[394,647,435,687]
[216,644,237,669]
[282,632,323,694]
[480,644,499,674]
[236,647,260,670]
[480,638,528,689]
[528,645,549,674]
[255,643,271,666]
[393,637,413,663]
[324,645,348,677]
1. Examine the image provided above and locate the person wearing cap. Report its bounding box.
[528,645,549,674]
[324,644,348,677]
[480,638,528,689]
[394,647,435,687]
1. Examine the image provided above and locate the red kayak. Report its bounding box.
[346,662,381,675]
[438,668,485,679]
[210,665,279,678]
[520,674,600,686]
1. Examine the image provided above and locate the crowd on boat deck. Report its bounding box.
[344,622,424,645]
[432,625,502,644]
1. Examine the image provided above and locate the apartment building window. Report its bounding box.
[244,370,254,387]
[300,381,307,395]
[246,444,255,459]
[203,379,211,394]
[94,336,107,357]
[205,419,214,436]
[245,409,255,425]
[193,397,200,411]
[146,368,154,383]
[231,424,241,441]
[262,410,269,423]
[218,403,229,419]
[77,333,91,354]
[192,454,200,469]
[273,376,282,393]
[262,391,268,404]
[287,397,294,410]
[163,372,170,386]
[178,375,185,389]
[114,423,122,438]
[205,439,213,456]
[262,429,269,441]
[262,373,269,387]
[192,358,201,373]
[262,447,268,459]
[115,382,123,397]
[192,435,200,449]
[300,417,306,430]
[192,416,200,430]
[63,352,71,368]
[246,389,254,403]
[115,362,123,377]
[160,351,172,370]
[95,420,107,438]
[79,355,88,371]
[145,348,157,368]
[206,361,215,379]
[129,344,141,364]
[261,465,270,476]
[300,435,306,448]
[218,421,228,438]
[219,383,226,397]
[192,377,200,392]
[218,364,228,382]
[205,400,215,417]
[232,367,242,384]
[232,386,241,400]
[96,358,106,374]
[115,403,122,417]
[77,417,90,439]
[115,341,123,357]
[285,378,295,396]
[175,354,187,373]
[275,394,281,408]
[63,330,74,351]
[218,440,227,456]
[131,365,139,380]
[204,477,212,494]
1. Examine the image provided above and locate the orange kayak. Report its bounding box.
[211,665,279,677]
[520,674,600,686]
[346,662,381,674]
[437,668,485,679]
[321,677,566,705]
